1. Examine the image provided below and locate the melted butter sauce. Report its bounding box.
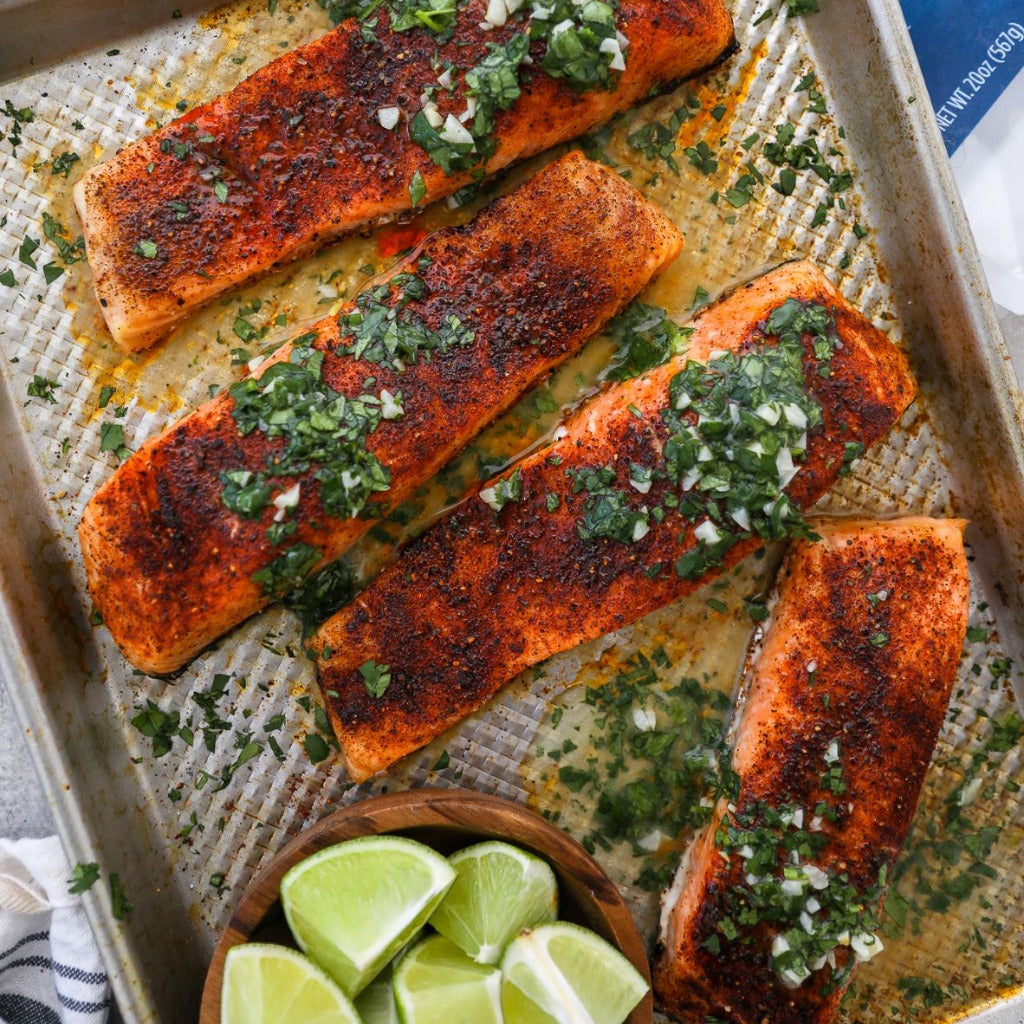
[520,551,779,937]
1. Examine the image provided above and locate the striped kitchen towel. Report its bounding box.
[0,837,109,1024]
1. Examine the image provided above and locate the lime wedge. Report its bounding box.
[393,934,502,1024]
[354,962,399,1024]
[500,922,648,1024]
[221,943,361,1024]
[281,835,455,996]
[429,841,558,963]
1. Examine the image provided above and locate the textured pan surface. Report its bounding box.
[1,0,1023,1021]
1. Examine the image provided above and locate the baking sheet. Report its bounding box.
[2,0,1024,1021]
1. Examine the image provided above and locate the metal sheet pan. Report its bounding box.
[1,0,1023,1020]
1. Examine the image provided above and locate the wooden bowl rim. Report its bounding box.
[199,788,653,1023]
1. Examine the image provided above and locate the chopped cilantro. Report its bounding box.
[344,272,474,370]
[27,374,59,404]
[68,862,101,894]
[605,301,689,381]
[42,213,86,265]
[220,469,272,518]
[570,465,650,545]
[99,421,131,461]
[359,659,392,698]
[480,466,523,513]
[110,873,133,919]
[626,103,694,174]
[304,733,330,762]
[252,543,322,598]
[532,0,623,93]
[131,699,187,758]
[283,558,356,634]
[18,236,39,268]
[684,140,718,175]
[50,151,80,177]
[409,168,427,208]
[228,344,390,524]
[135,239,159,259]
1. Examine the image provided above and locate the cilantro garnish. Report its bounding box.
[712,747,884,989]
[228,345,392,525]
[532,0,623,92]
[252,543,323,598]
[1,100,34,154]
[304,733,331,762]
[359,659,392,698]
[626,103,695,174]
[109,873,133,919]
[344,272,474,370]
[390,0,457,34]
[660,299,838,579]
[604,301,689,381]
[464,35,531,158]
[220,469,272,518]
[131,699,189,758]
[480,466,523,513]
[18,236,39,268]
[784,0,821,13]
[409,169,427,208]
[570,465,650,545]
[284,558,356,634]
[99,421,131,461]
[50,151,80,177]
[68,862,101,894]
[684,140,718,175]
[42,213,86,266]
[27,374,59,404]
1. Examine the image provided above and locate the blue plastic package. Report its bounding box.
[899,0,1024,154]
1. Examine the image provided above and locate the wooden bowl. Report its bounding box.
[200,789,653,1023]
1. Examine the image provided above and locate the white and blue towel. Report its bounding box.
[0,837,110,1024]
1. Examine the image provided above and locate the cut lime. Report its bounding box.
[394,934,502,1024]
[354,961,399,1024]
[429,841,558,963]
[281,835,455,996]
[221,943,361,1024]
[500,922,648,1024]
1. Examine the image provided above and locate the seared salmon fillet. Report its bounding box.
[74,0,733,351]
[79,153,683,675]
[313,260,916,780]
[653,517,970,1024]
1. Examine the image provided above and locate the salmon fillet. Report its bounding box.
[74,0,733,352]
[79,153,683,675]
[312,260,916,780]
[653,517,970,1024]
